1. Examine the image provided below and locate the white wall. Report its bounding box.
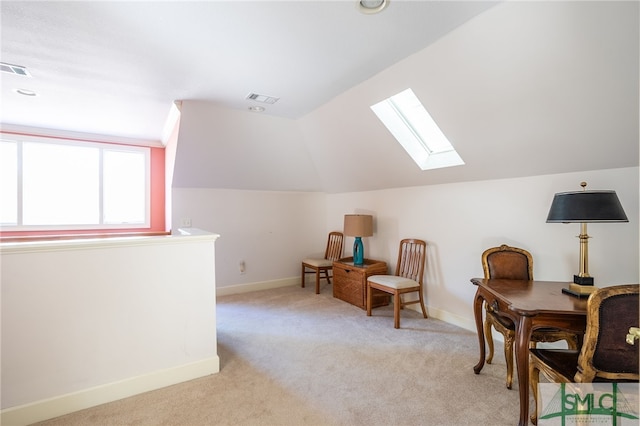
[172,101,323,191]
[327,167,639,328]
[172,188,328,293]
[173,167,638,329]
[1,233,219,425]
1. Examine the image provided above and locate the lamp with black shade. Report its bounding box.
[546,182,628,297]
[343,214,373,266]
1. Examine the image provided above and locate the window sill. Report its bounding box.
[0,231,170,244]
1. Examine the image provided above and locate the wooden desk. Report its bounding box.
[333,258,389,309]
[471,278,588,426]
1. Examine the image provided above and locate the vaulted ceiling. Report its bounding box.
[2,1,638,193]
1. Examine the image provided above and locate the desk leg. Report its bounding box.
[472,288,486,374]
[515,316,533,426]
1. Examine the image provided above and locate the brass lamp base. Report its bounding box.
[573,275,594,286]
[562,280,597,298]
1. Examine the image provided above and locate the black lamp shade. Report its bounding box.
[546,190,628,223]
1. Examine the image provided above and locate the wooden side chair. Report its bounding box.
[366,239,428,329]
[529,284,639,424]
[301,231,344,294]
[482,244,579,389]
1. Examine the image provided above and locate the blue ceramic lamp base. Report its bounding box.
[353,237,364,266]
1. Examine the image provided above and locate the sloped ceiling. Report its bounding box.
[2,1,638,194]
[1,1,497,137]
[173,1,639,193]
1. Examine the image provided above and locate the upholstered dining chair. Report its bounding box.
[301,231,344,294]
[366,239,427,329]
[529,284,639,424]
[482,244,579,389]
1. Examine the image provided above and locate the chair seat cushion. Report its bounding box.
[530,349,580,381]
[368,275,418,289]
[488,311,515,329]
[530,349,637,383]
[488,312,572,338]
[302,258,333,268]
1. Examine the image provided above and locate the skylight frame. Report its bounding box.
[370,88,464,171]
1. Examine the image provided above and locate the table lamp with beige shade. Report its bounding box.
[343,214,373,266]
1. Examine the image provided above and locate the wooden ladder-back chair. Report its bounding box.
[529,284,639,424]
[482,244,579,389]
[366,239,428,329]
[301,232,344,294]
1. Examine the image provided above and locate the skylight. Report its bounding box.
[370,88,464,171]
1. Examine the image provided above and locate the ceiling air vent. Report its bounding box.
[1,62,31,77]
[246,92,279,104]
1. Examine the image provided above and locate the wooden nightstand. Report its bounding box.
[332,257,390,309]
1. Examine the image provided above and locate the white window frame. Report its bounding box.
[0,134,150,231]
[371,88,464,171]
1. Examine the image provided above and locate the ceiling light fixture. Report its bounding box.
[358,0,389,14]
[15,88,37,96]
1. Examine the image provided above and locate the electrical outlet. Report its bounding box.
[239,260,246,274]
[180,218,192,227]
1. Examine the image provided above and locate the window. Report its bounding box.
[370,88,464,171]
[0,135,150,230]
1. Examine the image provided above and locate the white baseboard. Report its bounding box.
[216,277,299,296]
[1,357,220,426]
[425,305,477,333]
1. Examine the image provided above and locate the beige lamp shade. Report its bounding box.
[344,214,373,237]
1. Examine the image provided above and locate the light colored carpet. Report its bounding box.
[35,284,524,425]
